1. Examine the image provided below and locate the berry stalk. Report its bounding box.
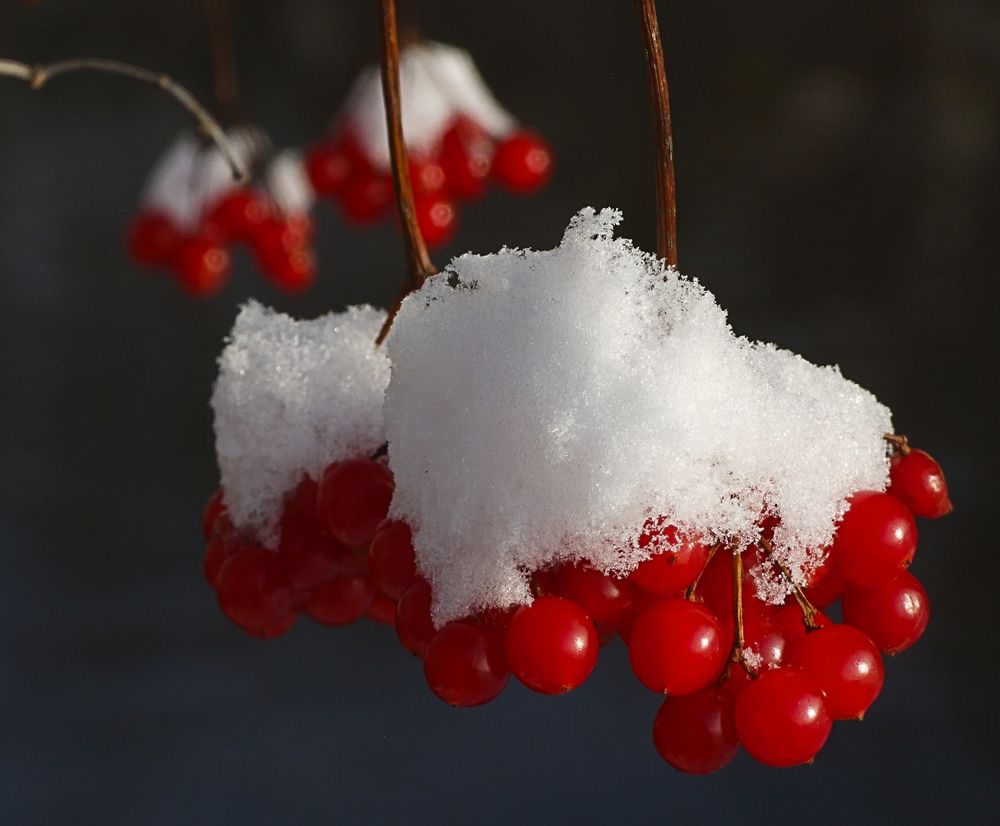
[375,0,437,345]
[205,0,241,123]
[634,0,678,267]
[0,57,247,182]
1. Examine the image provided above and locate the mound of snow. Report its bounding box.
[385,208,892,623]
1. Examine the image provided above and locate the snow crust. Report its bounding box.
[385,208,893,623]
[212,301,390,546]
[341,41,517,170]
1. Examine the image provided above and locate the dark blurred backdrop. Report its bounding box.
[1,2,997,824]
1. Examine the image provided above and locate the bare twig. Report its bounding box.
[759,538,820,630]
[375,0,436,346]
[884,432,911,456]
[684,542,720,601]
[634,0,678,268]
[205,0,241,121]
[0,57,247,182]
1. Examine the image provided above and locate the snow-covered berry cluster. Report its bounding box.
[202,208,949,772]
[127,130,316,295]
[305,41,552,247]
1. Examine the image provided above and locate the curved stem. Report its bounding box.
[634,0,678,268]
[375,0,436,346]
[0,57,247,182]
[684,542,720,601]
[206,0,241,121]
[884,432,911,456]
[760,537,820,630]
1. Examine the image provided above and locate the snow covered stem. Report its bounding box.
[375,0,437,345]
[635,0,678,268]
[760,538,820,630]
[0,57,247,182]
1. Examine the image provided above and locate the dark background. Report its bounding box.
[1,1,997,823]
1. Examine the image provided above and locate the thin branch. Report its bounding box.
[375,0,436,346]
[759,538,820,630]
[205,0,241,121]
[0,57,247,182]
[884,432,911,456]
[634,0,678,268]
[684,542,720,601]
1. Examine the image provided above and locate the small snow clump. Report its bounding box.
[212,301,390,546]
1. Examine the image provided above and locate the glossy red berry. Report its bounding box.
[491,131,552,193]
[802,555,846,609]
[721,611,788,697]
[216,548,294,634]
[128,211,182,267]
[340,172,393,225]
[505,596,599,694]
[653,686,740,774]
[280,530,351,593]
[553,563,634,630]
[888,449,952,518]
[174,237,229,296]
[628,598,727,695]
[789,623,884,719]
[734,668,832,767]
[833,491,917,587]
[409,155,448,197]
[306,141,357,197]
[396,579,436,657]
[244,612,298,639]
[630,524,712,595]
[366,591,397,626]
[203,189,270,243]
[774,604,831,646]
[617,588,661,644]
[203,534,231,588]
[414,196,457,248]
[305,574,376,626]
[423,621,509,707]
[440,117,493,199]
[368,520,418,600]
[841,572,930,654]
[202,487,227,539]
[317,458,395,546]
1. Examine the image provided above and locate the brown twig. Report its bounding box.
[759,537,820,630]
[0,57,247,182]
[375,0,436,346]
[634,0,678,268]
[684,542,720,601]
[723,549,757,679]
[205,0,241,122]
[884,432,911,456]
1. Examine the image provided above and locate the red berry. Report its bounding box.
[802,555,846,609]
[203,189,270,243]
[440,117,493,199]
[174,236,229,296]
[734,668,832,767]
[888,449,952,518]
[317,458,395,546]
[280,529,351,593]
[340,171,393,225]
[833,491,918,587]
[774,604,831,646]
[630,524,712,595]
[841,572,930,654]
[424,622,509,706]
[202,487,227,539]
[368,520,418,600]
[789,623,883,719]
[366,591,397,626]
[203,534,231,588]
[628,598,727,695]
[491,131,552,193]
[409,155,448,197]
[505,596,599,694]
[617,588,662,644]
[653,686,740,774]
[414,196,457,248]
[721,611,788,697]
[306,141,357,197]
[396,579,436,657]
[244,612,298,639]
[305,574,375,626]
[554,563,634,630]
[127,211,182,267]
[216,548,294,634]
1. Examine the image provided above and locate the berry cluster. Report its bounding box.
[201,437,947,772]
[306,120,551,248]
[127,135,316,296]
